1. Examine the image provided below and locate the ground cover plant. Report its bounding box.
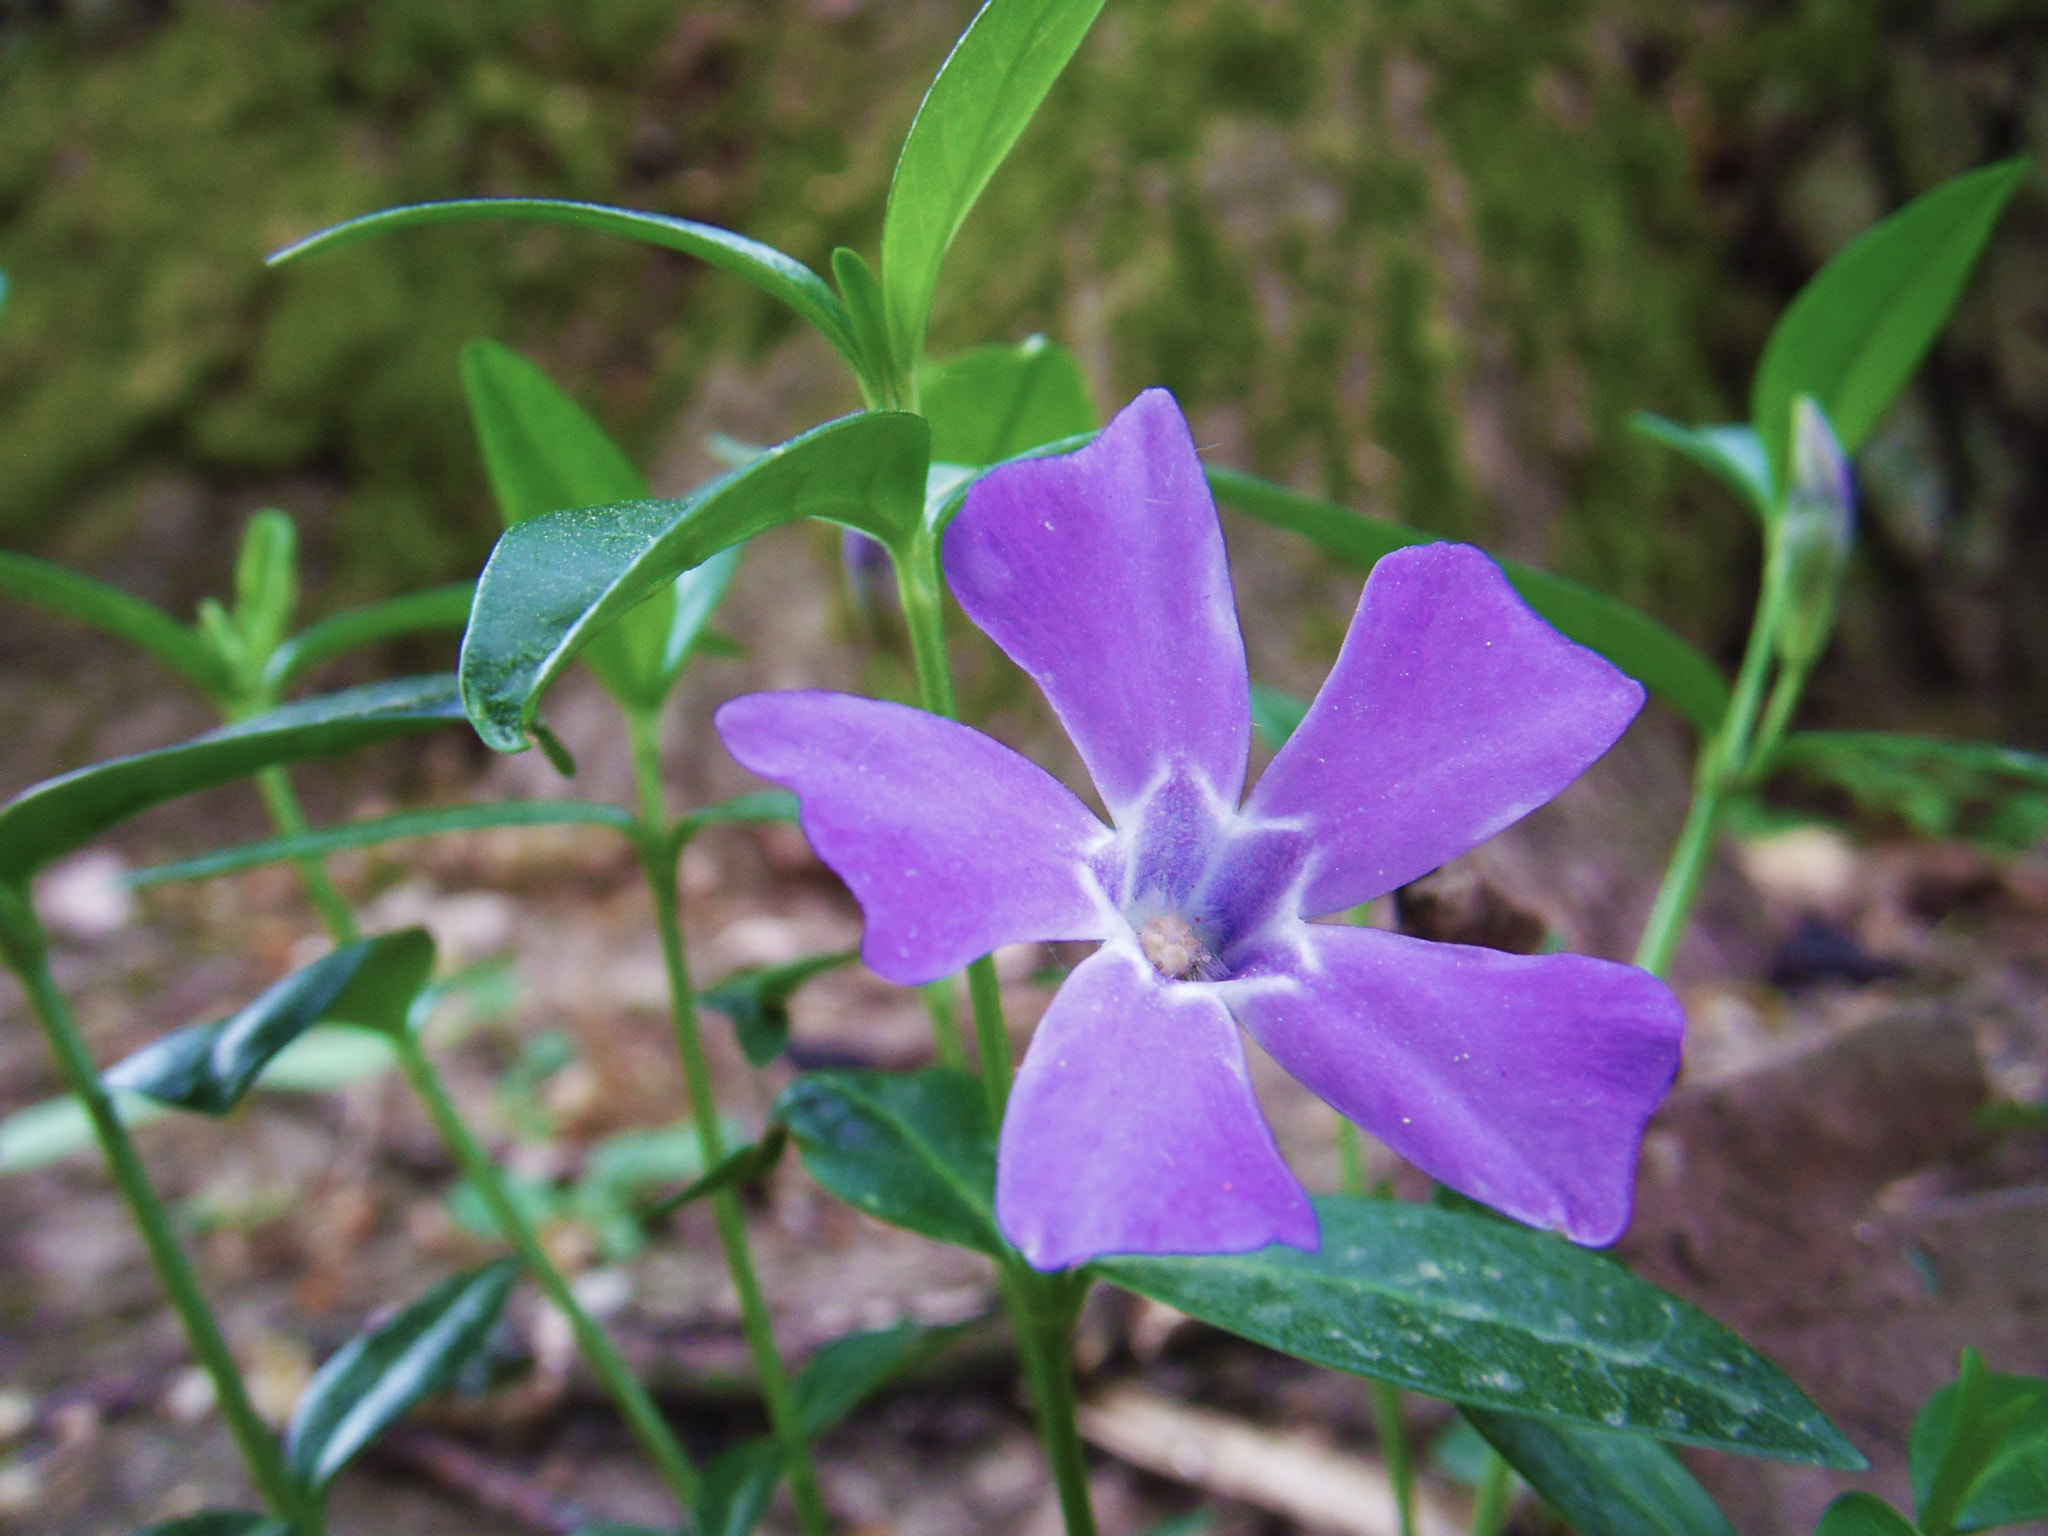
[1,2,2044,1533]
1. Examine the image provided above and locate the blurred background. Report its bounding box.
[1,0,2043,745]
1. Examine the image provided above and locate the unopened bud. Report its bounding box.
[1771,396,1855,672]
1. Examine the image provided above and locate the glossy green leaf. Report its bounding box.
[1630,415,1775,519]
[126,800,637,888]
[1462,1408,1736,1536]
[880,0,1105,374]
[794,1319,953,1437]
[918,337,1097,465]
[1910,1354,2048,1534]
[460,413,928,753]
[103,930,433,1115]
[694,1439,784,1536]
[1249,682,1309,748]
[1096,1197,1862,1467]
[1208,466,1731,736]
[270,198,859,371]
[287,1260,517,1495]
[1766,732,2048,853]
[265,583,474,692]
[676,790,802,843]
[701,950,860,1067]
[1753,158,2028,487]
[131,1516,292,1536]
[0,550,231,698]
[1815,1493,1920,1536]
[775,1068,1003,1257]
[833,246,896,403]
[0,675,462,884]
[641,1127,789,1223]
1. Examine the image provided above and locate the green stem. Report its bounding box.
[1334,1115,1367,1200]
[1468,1447,1512,1536]
[0,887,308,1527]
[893,532,1097,1536]
[1742,657,1810,791]
[254,766,357,943]
[920,980,968,1070]
[391,1027,700,1508]
[627,709,831,1536]
[1633,559,1789,978]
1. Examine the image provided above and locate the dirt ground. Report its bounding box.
[3,511,2046,1536]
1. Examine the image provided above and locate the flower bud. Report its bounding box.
[1771,396,1855,673]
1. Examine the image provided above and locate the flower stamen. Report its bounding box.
[1139,912,1221,982]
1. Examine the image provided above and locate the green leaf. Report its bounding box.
[676,790,802,842]
[0,550,231,698]
[701,950,860,1067]
[0,1088,164,1172]
[775,1068,1003,1257]
[1815,1493,1921,1536]
[1910,1354,2048,1534]
[880,0,1105,374]
[1249,682,1309,747]
[1630,415,1775,519]
[793,1319,954,1437]
[265,583,474,693]
[640,1127,789,1223]
[103,930,434,1114]
[126,800,638,888]
[0,675,463,884]
[832,246,896,404]
[1095,1197,1862,1467]
[1137,1515,1213,1536]
[918,337,1097,465]
[232,510,300,675]
[693,1439,784,1536]
[270,198,859,373]
[286,1260,517,1496]
[1753,158,2029,487]
[130,1516,293,1536]
[1462,1408,1736,1536]
[460,413,929,753]
[1766,732,2048,853]
[1208,466,1732,736]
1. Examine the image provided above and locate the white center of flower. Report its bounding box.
[1138,912,1220,982]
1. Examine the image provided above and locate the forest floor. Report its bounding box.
[2,515,2046,1536]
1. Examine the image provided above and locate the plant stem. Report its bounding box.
[0,887,308,1527]
[1633,562,1788,978]
[1742,657,1810,791]
[627,708,831,1536]
[920,979,968,1069]
[254,765,358,944]
[893,532,1098,1536]
[390,1027,701,1508]
[1468,1447,1512,1536]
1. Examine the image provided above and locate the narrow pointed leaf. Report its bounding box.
[103,930,433,1114]
[833,246,896,403]
[127,800,638,888]
[270,198,859,370]
[1815,1494,1920,1536]
[1208,466,1731,736]
[1766,732,2048,852]
[0,675,463,883]
[265,583,474,692]
[1462,1408,1736,1536]
[794,1319,955,1437]
[1753,158,2028,486]
[918,336,1097,465]
[286,1260,518,1495]
[460,413,928,752]
[701,950,860,1067]
[775,1068,1003,1257]
[0,550,231,698]
[881,0,1105,373]
[1095,1197,1863,1467]
[1629,415,1775,520]
[642,1126,789,1222]
[676,790,801,842]
[693,1439,784,1536]
[1910,1363,2048,1533]
[131,1516,292,1536]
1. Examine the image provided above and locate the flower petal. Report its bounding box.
[944,388,1251,820]
[1229,923,1683,1245]
[1244,543,1644,914]
[716,691,1115,986]
[997,945,1317,1270]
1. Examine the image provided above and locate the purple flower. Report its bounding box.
[717,390,1685,1270]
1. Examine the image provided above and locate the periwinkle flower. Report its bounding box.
[717,390,1684,1270]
